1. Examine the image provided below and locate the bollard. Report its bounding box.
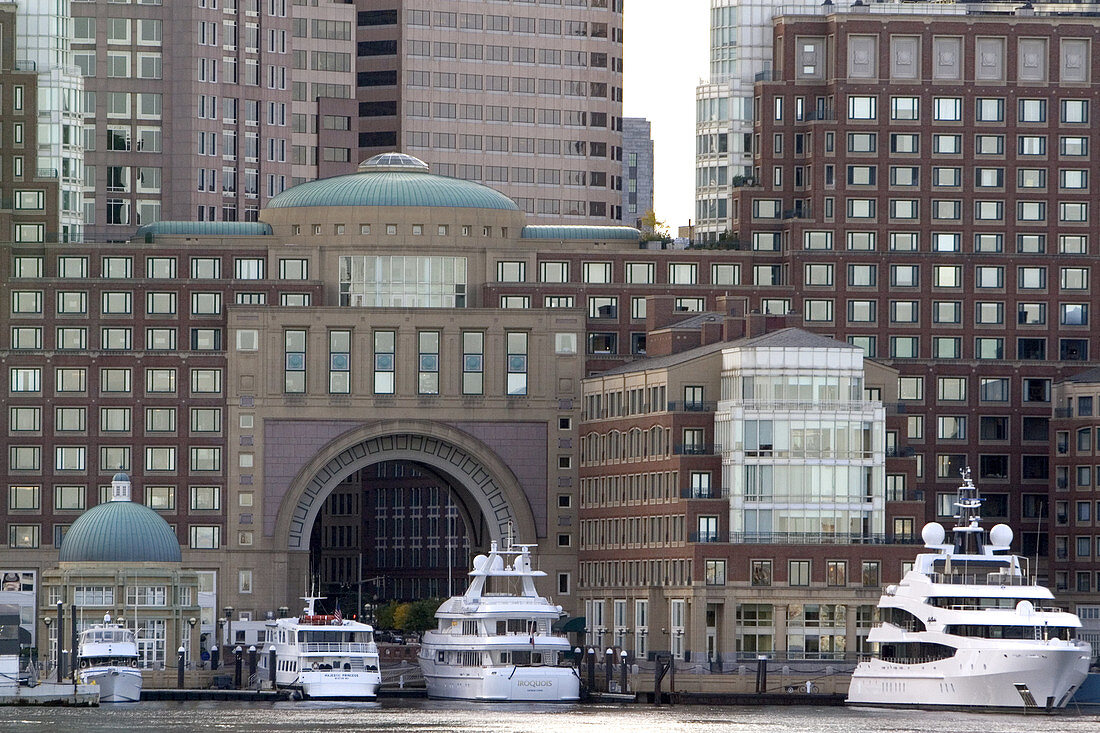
[268,645,277,689]
[177,646,185,688]
[234,645,243,688]
[248,645,257,682]
[586,647,595,690]
[755,655,767,694]
[211,643,220,671]
[604,648,613,691]
[620,650,628,693]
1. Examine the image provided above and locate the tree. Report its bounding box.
[404,598,442,634]
[638,209,668,240]
[374,600,400,630]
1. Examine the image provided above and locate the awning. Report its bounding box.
[553,616,586,633]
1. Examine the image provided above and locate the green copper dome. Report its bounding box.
[59,500,182,563]
[267,153,519,211]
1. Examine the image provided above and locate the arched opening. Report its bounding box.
[273,421,539,616]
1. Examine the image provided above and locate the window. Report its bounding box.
[417,331,440,395]
[891,265,918,287]
[506,332,527,396]
[189,526,221,549]
[890,97,918,120]
[847,95,876,120]
[283,330,305,393]
[976,98,1004,122]
[1018,98,1046,123]
[788,560,810,587]
[750,560,772,587]
[933,97,961,121]
[938,377,967,401]
[933,135,961,154]
[979,378,1009,402]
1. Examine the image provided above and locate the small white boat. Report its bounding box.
[76,613,142,703]
[848,468,1091,711]
[418,539,580,702]
[258,597,381,699]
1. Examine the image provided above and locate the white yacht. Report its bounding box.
[76,613,143,703]
[848,468,1091,711]
[258,597,381,699]
[418,540,580,702]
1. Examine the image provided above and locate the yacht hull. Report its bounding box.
[847,645,1090,710]
[298,670,380,699]
[79,666,143,703]
[422,662,580,702]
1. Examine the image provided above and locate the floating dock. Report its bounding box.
[0,682,99,706]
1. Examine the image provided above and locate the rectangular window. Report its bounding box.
[373,331,395,394]
[462,332,483,395]
[788,560,810,587]
[284,330,305,393]
[506,332,527,396]
[328,330,350,394]
[418,331,440,395]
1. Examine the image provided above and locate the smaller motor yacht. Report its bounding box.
[418,539,580,702]
[76,612,143,703]
[258,597,381,699]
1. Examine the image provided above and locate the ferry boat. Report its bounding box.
[76,613,143,703]
[848,468,1091,711]
[258,597,381,699]
[418,540,580,701]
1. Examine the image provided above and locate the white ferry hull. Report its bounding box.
[298,670,380,699]
[422,663,580,702]
[79,666,143,703]
[848,645,1090,710]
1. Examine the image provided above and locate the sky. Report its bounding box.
[623,1,711,230]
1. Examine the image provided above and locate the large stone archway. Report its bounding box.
[273,419,538,553]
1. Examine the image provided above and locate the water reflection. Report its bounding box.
[1,699,1099,733]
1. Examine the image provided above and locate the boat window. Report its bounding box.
[437,651,445,662]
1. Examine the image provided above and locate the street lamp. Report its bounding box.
[41,616,52,677]
[187,617,197,675]
[224,606,234,648]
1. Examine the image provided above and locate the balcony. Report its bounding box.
[689,531,726,543]
[674,443,722,456]
[729,532,923,545]
[680,486,726,500]
[667,400,716,413]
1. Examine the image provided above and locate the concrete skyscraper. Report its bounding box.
[355,1,625,223]
[70,0,356,239]
[4,0,85,244]
[621,117,653,228]
[694,0,816,244]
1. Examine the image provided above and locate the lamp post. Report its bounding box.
[55,601,65,681]
[223,606,234,651]
[187,617,197,684]
[41,616,52,679]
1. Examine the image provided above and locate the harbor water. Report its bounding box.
[3,699,1100,732]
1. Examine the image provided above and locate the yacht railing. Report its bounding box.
[299,642,378,655]
[936,603,1063,613]
[928,572,1028,586]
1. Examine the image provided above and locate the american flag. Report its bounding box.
[334,603,343,624]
